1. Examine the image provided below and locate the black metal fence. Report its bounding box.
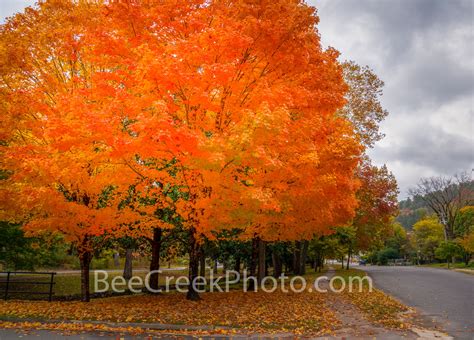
[0,271,56,301]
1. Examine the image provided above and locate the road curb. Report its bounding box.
[0,316,229,331]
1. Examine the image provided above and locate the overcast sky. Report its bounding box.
[2,0,473,199]
[312,0,474,198]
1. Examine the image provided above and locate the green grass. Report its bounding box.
[1,269,190,299]
[58,269,192,296]
[419,262,474,269]
[332,267,366,279]
[2,265,332,300]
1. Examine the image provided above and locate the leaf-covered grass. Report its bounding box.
[333,268,410,328]
[0,267,418,335]
[0,289,339,335]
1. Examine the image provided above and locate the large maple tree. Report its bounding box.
[1,0,364,301]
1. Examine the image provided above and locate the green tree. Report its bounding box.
[0,222,36,270]
[334,226,356,270]
[385,222,411,259]
[376,247,398,265]
[435,241,463,268]
[0,222,67,270]
[412,217,444,263]
[409,173,474,240]
[454,207,474,265]
[454,206,474,238]
[458,230,474,265]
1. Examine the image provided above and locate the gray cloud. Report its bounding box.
[372,125,473,174]
[312,0,474,197]
[394,52,473,108]
[314,0,473,66]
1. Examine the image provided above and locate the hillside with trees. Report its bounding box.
[397,196,429,230]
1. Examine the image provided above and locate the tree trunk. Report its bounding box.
[187,229,201,301]
[123,248,133,280]
[300,240,309,275]
[341,256,344,269]
[113,252,120,268]
[223,260,228,273]
[257,238,266,283]
[250,237,258,276]
[79,250,92,302]
[314,250,323,273]
[213,256,218,273]
[149,228,162,292]
[444,222,455,241]
[199,253,206,278]
[293,241,302,275]
[248,237,259,290]
[234,256,241,274]
[272,250,282,278]
[346,246,352,270]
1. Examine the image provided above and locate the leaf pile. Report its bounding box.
[0,290,339,335]
[0,320,237,337]
[342,288,411,328]
[330,268,411,329]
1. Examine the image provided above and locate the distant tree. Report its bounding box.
[376,248,399,265]
[458,230,474,265]
[115,237,141,281]
[385,222,411,259]
[0,222,67,270]
[453,206,474,265]
[334,226,356,270]
[365,222,411,266]
[396,207,428,230]
[409,173,474,240]
[454,206,474,238]
[435,241,463,268]
[412,216,444,263]
[399,195,429,210]
[0,222,36,270]
[353,158,399,251]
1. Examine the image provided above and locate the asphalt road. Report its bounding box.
[363,265,474,339]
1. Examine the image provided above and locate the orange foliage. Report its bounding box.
[353,158,399,250]
[0,1,361,259]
